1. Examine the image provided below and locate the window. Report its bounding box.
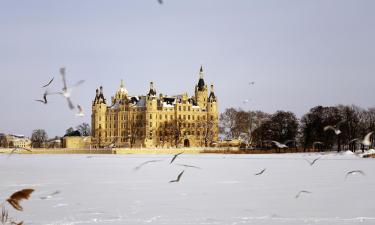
[150,114,152,119]
[160,115,162,120]
[183,106,186,111]
[188,115,191,120]
[150,122,152,127]
[188,106,191,111]
[183,115,186,120]
[179,106,181,111]
[165,115,167,119]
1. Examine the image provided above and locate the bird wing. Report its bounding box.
[170,152,183,164]
[66,97,75,110]
[42,77,54,88]
[176,164,202,169]
[362,132,374,145]
[73,80,85,88]
[176,170,185,181]
[7,189,34,211]
[255,168,266,175]
[324,126,335,132]
[60,67,68,90]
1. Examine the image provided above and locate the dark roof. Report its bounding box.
[208,92,216,101]
[163,97,175,105]
[64,130,81,137]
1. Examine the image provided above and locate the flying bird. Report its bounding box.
[254,168,266,176]
[158,0,163,4]
[40,191,60,200]
[6,189,34,211]
[176,164,202,170]
[295,190,311,199]
[361,132,374,146]
[249,81,255,85]
[324,121,344,135]
[59,67,85,110]
[243,99,250,104]
[35,90,50,104]
[170,152,183,164]
[345,170,365,179]
[134,160,163,171]
[271,141,288,149]
[76,105,85,117]
[305,157,320,166]
[169,170,185,183]
[42,77,54,88]
[8,147,32,158]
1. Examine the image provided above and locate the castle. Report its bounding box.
[91,66,219,148]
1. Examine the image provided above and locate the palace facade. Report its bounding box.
[91,67,218,148]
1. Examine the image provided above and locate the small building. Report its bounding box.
[0,134,31,148]
[63,136,91,149]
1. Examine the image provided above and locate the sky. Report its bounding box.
[0,0,374,137]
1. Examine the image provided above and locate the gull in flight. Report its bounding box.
[249,81,255,85]
[348,138,359,144]
[254,168,266,176]
[158,0,163,4]
[40,191,60,200]
[305,157,320,166]
[361,132,374,146]
[272,141,288,149]
[170,152,183,164]
[59,67,85,110]
[8,147,32,158]
[169,170,185,183]
[42,77,54,88]
[176,164,202,170]
[76,105,85,117]
[134,160,163,171]
[324,121,344,135]
[345,170,365,180]
[295,190,311,198]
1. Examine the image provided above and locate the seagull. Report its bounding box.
[42,77,54,88]
[361,132,374,146]
[76,105,85,117]
[305,157,320,166]
[295,190,311,198]
[134,160,163,171]
[169,170,185,183]
[254,168,266,176]
[324,124,342,135]
[348,138,359,144]
[170,152,183,164]
[345,170,365,179]
[249,81,255,85]
[8,147,32,157]
[59,67,85,110]
[35,90,50,104]
[271,141,288,149]
[158,0,163,4]
[176,164,202,170]
[40,191,60,200]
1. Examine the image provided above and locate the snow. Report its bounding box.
[1,153,375,225]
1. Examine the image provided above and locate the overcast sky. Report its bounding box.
[1,0,374,137]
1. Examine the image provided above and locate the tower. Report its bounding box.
[207,84,219,143]
[194,66,208,110]
[145,81,158,147]
[92,86,107,147]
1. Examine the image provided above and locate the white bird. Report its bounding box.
[361,132,374,146]
[76,105,85,117]
[348,138,359,144]
[295,190,311,198]
[345,170,365,179]
[170,152,183,164]
[272,141,288,149]
[176,164,202,170]
[324,125,341,135]
[305,157,320,166]
[40,191,60,200]
[134,160,163,171]
[59,67,85,110]
[169,170,185,183]
[254,168,266,176]
[243,99,250,104]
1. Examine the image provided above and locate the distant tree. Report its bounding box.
[65,127,75,136]
[219,108,238,139]
[31,129,48,148]
[76,123,91,136]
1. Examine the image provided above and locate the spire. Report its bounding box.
[208,84,216,101]
[148,81,156,96]
[197,66,205,91]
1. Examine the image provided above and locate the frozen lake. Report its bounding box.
[1,152,375,225]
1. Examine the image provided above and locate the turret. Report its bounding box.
[112,80,128,105]
[92,86,107,147]
[194,66,208,109]
[145,82,157,147]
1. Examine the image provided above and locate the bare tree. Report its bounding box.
[31,129,48,148]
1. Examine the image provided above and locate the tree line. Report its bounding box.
[219,105,375,151]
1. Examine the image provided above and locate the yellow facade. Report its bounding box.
[63,136,91,149]
[91,67,218,148]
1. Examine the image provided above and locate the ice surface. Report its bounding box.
[0,153,374,225]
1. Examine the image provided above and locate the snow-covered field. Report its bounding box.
[1,152,375,225]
